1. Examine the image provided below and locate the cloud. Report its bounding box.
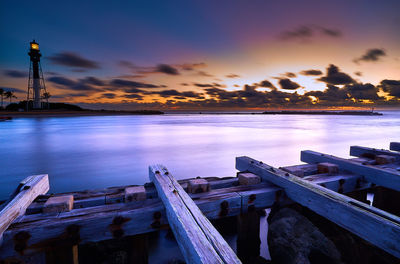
[278,78,301,90]
[280,26,313,41]
[156,64,180,75]
[197,71,214,77]
[318,64,354,85]
[279,25,342,41]
[109,79,159,89]
[48,76,102,91]
[0,86,25,93]
[354,71,363,77]
[354,48,386,64]
[148,89,204,99]
[283,72,297,78]
[193,83,222,88]
[48,52,100,69]
[100,93,116,99]
[379,79,400,97]
[256,80,276,89]
[179,63,207,71]
[319,27,342,37]
[124,94,143,100]
[3,69,28,78]
[81,76,105,86]
[226,74,240,78]
[48,76,76,86]
[345,83,380,100]
[299,69,323,76]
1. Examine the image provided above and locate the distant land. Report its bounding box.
[262,110,382,116]
[1,101,385,117]
[0,101,164,117]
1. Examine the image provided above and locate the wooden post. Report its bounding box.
[236,209,260,263]
[350,146,400,161]
[390,142,400,152]
[0,175,49,244]
[149,164,241,264]
[301,150,400,191]
[236,156,400,258]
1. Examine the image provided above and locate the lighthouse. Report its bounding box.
[27,40,47,109]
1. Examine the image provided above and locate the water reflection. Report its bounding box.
[0,111,399,199]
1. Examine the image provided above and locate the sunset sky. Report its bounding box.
[1,0,399,110]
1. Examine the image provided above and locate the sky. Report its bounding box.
[0,0,399,110]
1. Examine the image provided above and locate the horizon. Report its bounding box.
[1,0,400,111]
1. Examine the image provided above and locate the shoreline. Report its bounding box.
[0,109,384,118]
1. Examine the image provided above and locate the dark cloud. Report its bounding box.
[379,79,400,97]
[284,72,297,78]
[257,80,276,89]
[300,69,323,76]
[226,74,240,78]
[354,48,386,64]
[345,83,380,100]
[48,76,76,86]
[305,85,349,105]
[0,86,25,93]
[319,27,342,37]
[124,94,143,100]
[101,93,116,99]
[148,89,204,99]
[280,26,313,40]
[278,78,301,90]
[81,76,105,86]
[48,76,102,91]
[156,64,179,75]
[110,79,159,89]
[354,71,363,77]
[280,25,342,41]
[197,71,214,77]
[48,52,100,69]
[193,83,222,88]
[181,83,189,86]
[3,69,28,78]
[179,63,207,71]
[318,64,354,85]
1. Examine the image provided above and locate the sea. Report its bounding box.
[1,111,399,261]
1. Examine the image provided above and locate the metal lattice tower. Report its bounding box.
[27,40,47,109]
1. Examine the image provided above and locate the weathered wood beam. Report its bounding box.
[301,150,400,191]
[149,165,241,264]
[236,156,400,258]
[390,142,400,152]
[0,173,369,259]
[350,146,400,161]
[0,175,49,243]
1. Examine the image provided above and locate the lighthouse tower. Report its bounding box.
[27,40,47,109]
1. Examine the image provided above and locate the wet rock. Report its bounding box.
[268,208,342,264]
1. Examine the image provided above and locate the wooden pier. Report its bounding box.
[1,142,400,263]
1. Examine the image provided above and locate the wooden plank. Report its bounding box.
[390,142,400,152]
[0,173,370,259]
[350,146,400,161]
[0,186,244,258]
[236,156,400,258]
[25,177,239,213]
[149,165,241,264]
[301,150,400,191]
[0,175,49,242]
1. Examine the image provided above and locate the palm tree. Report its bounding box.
[0,88,4,109]
[5,91,17,105]
[43,92,51,109]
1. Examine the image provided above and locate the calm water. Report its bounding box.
[1,112,399,200]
